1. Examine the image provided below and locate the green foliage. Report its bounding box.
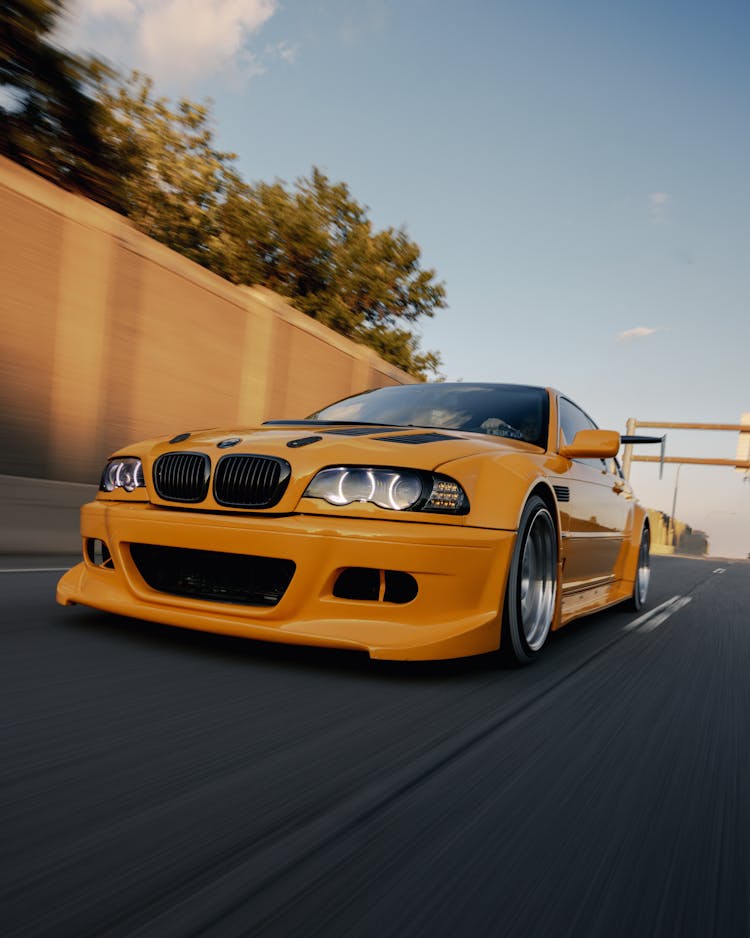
[92,69,240,267]
[90,71,444,377]
[1,11,445,378]
[0,1,120,205]
[208,166,446,377]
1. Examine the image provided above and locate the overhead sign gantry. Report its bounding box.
[622,418,750,481]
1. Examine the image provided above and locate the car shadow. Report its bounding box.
[58,605,500,682]
[58,594,639,686]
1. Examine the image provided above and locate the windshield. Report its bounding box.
[309,383,549,448]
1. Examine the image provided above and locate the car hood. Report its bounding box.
[135,423,543,513]
[148,423,539,467]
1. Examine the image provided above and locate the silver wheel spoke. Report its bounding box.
[519,509,556,651]
[636,530,651,603]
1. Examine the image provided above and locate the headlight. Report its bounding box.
[305,467,423,510]
[423,478,468,513]
[100,458,145,493]
[303,467,468,514]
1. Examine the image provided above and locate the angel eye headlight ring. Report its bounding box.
[304,467,468,514]
[100,458,145,493]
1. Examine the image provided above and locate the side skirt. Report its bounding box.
[556,577,631,629]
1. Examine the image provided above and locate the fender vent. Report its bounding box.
[553,485,570,503]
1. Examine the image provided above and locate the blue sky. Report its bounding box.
[64,0,750,556]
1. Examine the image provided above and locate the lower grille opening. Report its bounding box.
[86,538,114,569]
[130,544,295,607]
[333,567,380,601]
[384,571,418,604]
[333,567,418,604]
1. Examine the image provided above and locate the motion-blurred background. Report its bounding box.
[2,1,749,556]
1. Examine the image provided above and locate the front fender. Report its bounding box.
[435,452,559,531]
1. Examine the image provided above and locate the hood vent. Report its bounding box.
[287,436,322,448]
[375,432,457,444]
[322,426,387,436]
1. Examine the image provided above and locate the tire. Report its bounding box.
[629,525,650,611]
[501,495,558,665]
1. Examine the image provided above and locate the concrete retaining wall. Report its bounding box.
[0,157,412,486]
[0,159,414,553]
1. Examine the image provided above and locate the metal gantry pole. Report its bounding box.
[670,463,683,549]
[622,419,750,478]
[622,418,637,480]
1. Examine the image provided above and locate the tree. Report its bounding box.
[0,0,119,205]
[1,21,445,378]
[92,71,445,377]
[92,69,241,269]
[210,167,446,376]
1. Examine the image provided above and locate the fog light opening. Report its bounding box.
[384,571,418,604]
[333,568,380,601]
[86,538,114,569]
[332,568,417,604]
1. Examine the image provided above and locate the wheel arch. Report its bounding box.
[527,481,559,528]
[520,480,562,551]
[627,512,652,610]
[526,482,563,631]
[624,504,650,576]
[500,487,561,663]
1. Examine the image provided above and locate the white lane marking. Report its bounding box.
[0,567,72,574]
[623,595,682,632]
[713,568,726,574]
[639,596,692,633]
[623,594,693,633]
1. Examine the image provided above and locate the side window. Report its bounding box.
[558,398,603,469]
[559,398,597,445]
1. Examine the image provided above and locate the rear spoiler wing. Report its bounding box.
[621,434,667,479]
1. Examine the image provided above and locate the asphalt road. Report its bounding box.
[2,555,749,938]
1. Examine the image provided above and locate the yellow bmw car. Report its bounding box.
[57,383,651,663]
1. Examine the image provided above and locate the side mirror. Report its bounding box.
[559,429,620,459]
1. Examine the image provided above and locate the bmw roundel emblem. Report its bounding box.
[217,437,241,449]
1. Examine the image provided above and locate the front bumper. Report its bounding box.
[56,501,516,660]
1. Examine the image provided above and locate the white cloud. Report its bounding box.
[67,0,280,86]
[83,0,137,21]
[276,40,299,64]
[617,326,660,342]
[337,0,391,45]
[264,39,299,65]
[649,191,670,224]
[139,0,275,80]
